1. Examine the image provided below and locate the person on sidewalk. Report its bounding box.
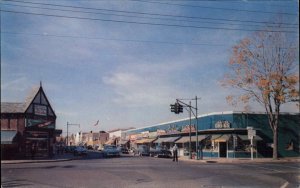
[30,143,36,160]
[172,144,178,162]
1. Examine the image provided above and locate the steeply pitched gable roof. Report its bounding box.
[1,84,56,117]
[23,86,40,112]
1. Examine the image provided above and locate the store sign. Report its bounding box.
[157,129,166,135]
[34,105,47,116]
[215,120,231,129]
[26,119,55,129]
[181,125,196,133]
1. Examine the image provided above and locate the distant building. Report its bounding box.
[71,131,109,149]
[106,128,135,146]
[1,84,62,159]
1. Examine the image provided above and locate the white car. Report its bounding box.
[102,145,120,157]
[74,146,88,156]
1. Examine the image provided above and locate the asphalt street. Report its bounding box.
[1,152,300,188]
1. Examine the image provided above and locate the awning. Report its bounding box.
[135,138,156,144]
[154,136,180,144]
[211,134,231,142]
[26,137,48,141]
[54,129,62,136]
[238,135,263,141]
[1,130,17,144]
[175,135,207,143]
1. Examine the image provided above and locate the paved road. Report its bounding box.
[1,153,300,188]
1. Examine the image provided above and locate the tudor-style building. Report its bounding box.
[1,84,62,159]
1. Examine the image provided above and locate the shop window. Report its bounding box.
[202,139,213,151]
[235,138,256,152]
[285,140,294,151]
[228,136,234,150]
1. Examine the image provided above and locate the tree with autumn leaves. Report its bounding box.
[222,27,299,159]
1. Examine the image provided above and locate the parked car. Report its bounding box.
[117,146,129,154]
[102,145,120,157]
[137,145,150,156]
[121,148,129,154]
[65,146,76,153]
[150,147,172,158]
[73,146,88,156]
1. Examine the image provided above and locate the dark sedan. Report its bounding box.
[150,147,172,158]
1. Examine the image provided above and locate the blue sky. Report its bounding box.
[1,0,299,135]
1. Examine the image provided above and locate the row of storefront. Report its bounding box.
[122,112,299,158]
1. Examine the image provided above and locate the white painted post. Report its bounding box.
[250,138,253,160]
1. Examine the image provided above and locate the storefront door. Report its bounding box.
[219,142,227,158]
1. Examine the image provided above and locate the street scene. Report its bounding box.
[1,0,299,188]
[2,151,300,188]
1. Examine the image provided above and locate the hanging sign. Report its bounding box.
[34,105,47,116]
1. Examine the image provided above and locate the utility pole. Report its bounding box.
[196,96,200,160]
[66,122,80,146]
[189,101,192,159]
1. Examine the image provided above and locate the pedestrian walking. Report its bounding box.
[31,143,36,159]
[172,144,178,162]
[56,144,60,155]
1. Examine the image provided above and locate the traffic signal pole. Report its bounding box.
[170,96,200,160]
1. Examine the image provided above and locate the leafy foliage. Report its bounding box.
[221,23,299,159]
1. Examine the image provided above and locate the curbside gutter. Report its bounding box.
[178,157,300,164]
[1,158,73,164]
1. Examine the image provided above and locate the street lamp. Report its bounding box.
[66,122,80,146]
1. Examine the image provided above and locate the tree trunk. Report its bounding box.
[273,125,278,160]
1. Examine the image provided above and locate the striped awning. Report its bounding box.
[175,135,207,143]
[135,138,157,144]
[154,136,180,144]
[211,134,231,142]
[1,130,17,144]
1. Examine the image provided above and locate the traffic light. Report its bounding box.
[170,104,176,113]
[178,104,183,113]
[170,102,183,114]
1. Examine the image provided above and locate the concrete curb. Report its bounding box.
[178,158,300,164]
[1,158,75,164]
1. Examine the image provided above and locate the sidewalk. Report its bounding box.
[1,153,78,164]
[179,156,300,164]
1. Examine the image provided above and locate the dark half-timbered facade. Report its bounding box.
[1,84,62,159]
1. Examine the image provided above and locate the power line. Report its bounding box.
[2,2,297,29]
[132,0,297,16]
[0,9,297,33]
[2,0,298,26]
[1,31,227,46]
